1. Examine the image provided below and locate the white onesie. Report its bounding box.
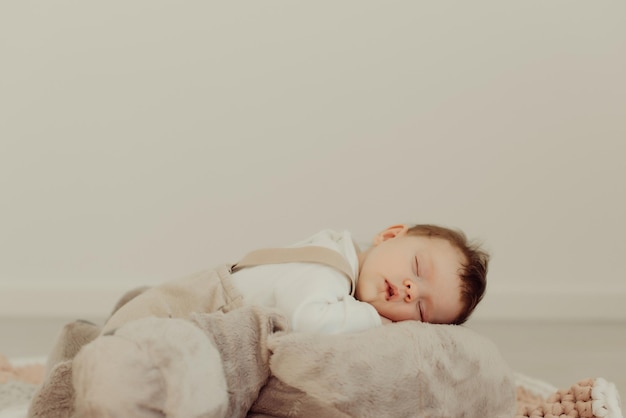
[231,229,381,334]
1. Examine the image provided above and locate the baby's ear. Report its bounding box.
[373,224,409,245]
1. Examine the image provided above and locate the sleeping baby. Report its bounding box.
[103,223,489,335]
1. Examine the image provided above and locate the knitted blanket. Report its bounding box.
[514,373,622,418]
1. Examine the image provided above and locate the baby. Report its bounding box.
[103,223,488,335]
[29,223,490,418]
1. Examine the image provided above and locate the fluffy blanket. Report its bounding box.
[27,308,517,417]
[258,321,515,417]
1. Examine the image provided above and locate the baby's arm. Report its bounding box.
[290,295,382,334]
[275,270,382,334]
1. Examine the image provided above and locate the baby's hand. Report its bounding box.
[379,315,393,325]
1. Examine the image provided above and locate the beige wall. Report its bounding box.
[1,2,625,319]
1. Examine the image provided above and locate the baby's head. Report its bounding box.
[355,224,488,325]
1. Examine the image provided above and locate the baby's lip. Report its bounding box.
[385,280,397,301]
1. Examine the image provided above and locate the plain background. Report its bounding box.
[1,2,625,321]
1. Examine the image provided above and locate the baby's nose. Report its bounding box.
[402,279,417,302]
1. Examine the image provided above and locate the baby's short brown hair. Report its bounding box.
[406,224,489,325]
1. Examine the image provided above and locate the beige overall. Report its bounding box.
[102,245,356,334]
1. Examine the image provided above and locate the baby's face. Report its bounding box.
[356,228,465,324]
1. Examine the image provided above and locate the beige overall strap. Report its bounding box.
[232,245,356,295]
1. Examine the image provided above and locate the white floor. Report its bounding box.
[466,319,626,400]
[1,316,625,402]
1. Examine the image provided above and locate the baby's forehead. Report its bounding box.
[413,235,466,260]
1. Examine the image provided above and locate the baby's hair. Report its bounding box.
[406,224,489,325]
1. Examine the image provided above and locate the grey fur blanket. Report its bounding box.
[27,306,517,418]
